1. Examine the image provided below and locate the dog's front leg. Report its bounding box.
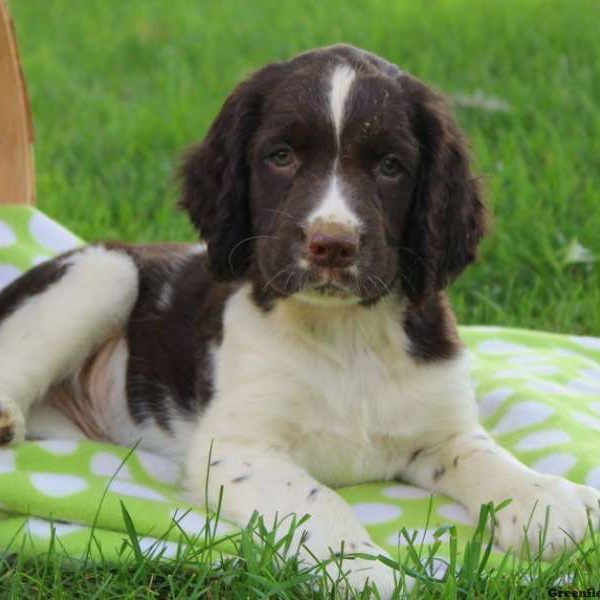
[402,426,600,557]
[187,438,401,597]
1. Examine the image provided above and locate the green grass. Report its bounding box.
[4,0,600,597]
[9,0,600,334]
[3,497,600,599]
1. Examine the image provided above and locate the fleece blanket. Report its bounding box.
[1,206,600,567]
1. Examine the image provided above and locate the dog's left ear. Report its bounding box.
[400,76,488,305]
[179,64,283,280]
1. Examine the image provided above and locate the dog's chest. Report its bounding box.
[284,336,421,484]
[216,290,461,485]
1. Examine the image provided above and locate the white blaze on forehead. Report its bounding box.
[304,64,360,230]
[329,64,356,142]
[306,174,360,229]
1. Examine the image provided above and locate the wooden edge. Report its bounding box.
[0,0,36,205]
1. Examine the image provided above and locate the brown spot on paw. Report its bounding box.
[0,404,18,446]
[433,466,446,482]
[231,475,249,483]
[408,448,423,465]
[0,426,14,445]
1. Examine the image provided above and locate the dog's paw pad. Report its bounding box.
[0,398,25,446]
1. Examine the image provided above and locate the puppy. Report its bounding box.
[0,45,598,596]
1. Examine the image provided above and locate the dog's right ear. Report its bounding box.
[179,64,283,281]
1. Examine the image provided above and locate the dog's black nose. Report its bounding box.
[307,231,359,268]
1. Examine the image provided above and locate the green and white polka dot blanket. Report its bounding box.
[1,206,600,565]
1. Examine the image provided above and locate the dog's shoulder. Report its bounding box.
[116,242,237,422]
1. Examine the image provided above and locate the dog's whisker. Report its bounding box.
[282,268,297,294]
[227,235,282,274]
[258,208,297,222]
[262,264,294,292]
[367,272,392,296]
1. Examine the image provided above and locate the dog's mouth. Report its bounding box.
[290,266,362,305]
[309,264,357,291]
[311,282,352,297]
[260,257,393,305]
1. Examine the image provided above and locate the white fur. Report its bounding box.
[293,288,362,307]
[329,65,355,142]
[305,174,360,229]
[157,282,173,310]
[189,286,477,486]
[304,65,360,231]
[184,285,600,596]
[28,404,87,441]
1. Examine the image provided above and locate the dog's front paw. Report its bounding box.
[0,396,25,445]
[326,543,399,598]
[494,474,600,558]
[300,537,406,599]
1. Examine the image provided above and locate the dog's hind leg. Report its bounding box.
[0,246,138,445]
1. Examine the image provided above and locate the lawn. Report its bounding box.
[10,0,600,335]
[3,0,600,597]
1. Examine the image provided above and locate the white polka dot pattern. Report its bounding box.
[108,480,167,502]
[586,467,600,489]
[491,401,555,435]
[527,380,573,395]
[30,473,88,497]
[437,502,475,526]
[137,451,180,485]
[90,452,132,480]
[478,387,514,419]
[477,340,531,354]
[567,379,600,395]
[514,429,571,451]
[27,518,84,539]
[0,449,15,474]
[28,212,81,253]
[572,411,600,432]
[138,536,180,559]
[582,369,600,383]
[0,265,22,288]
[571,336,600,351]
[37,440,79,455]
[171,509,233,537]
[0,220,17,248]
[352,502,402,524]
[172,509,207,534]
[531,452,577,476]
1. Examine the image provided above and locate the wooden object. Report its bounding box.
[0,0,35,205]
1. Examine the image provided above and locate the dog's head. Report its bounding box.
[180,44,487,308]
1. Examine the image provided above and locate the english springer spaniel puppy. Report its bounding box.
[0,45,598,596]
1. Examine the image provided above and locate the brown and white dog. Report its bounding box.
[0,45,598,595]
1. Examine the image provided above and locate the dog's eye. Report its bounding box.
[267,146,294,167]
[379,156,403,178]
